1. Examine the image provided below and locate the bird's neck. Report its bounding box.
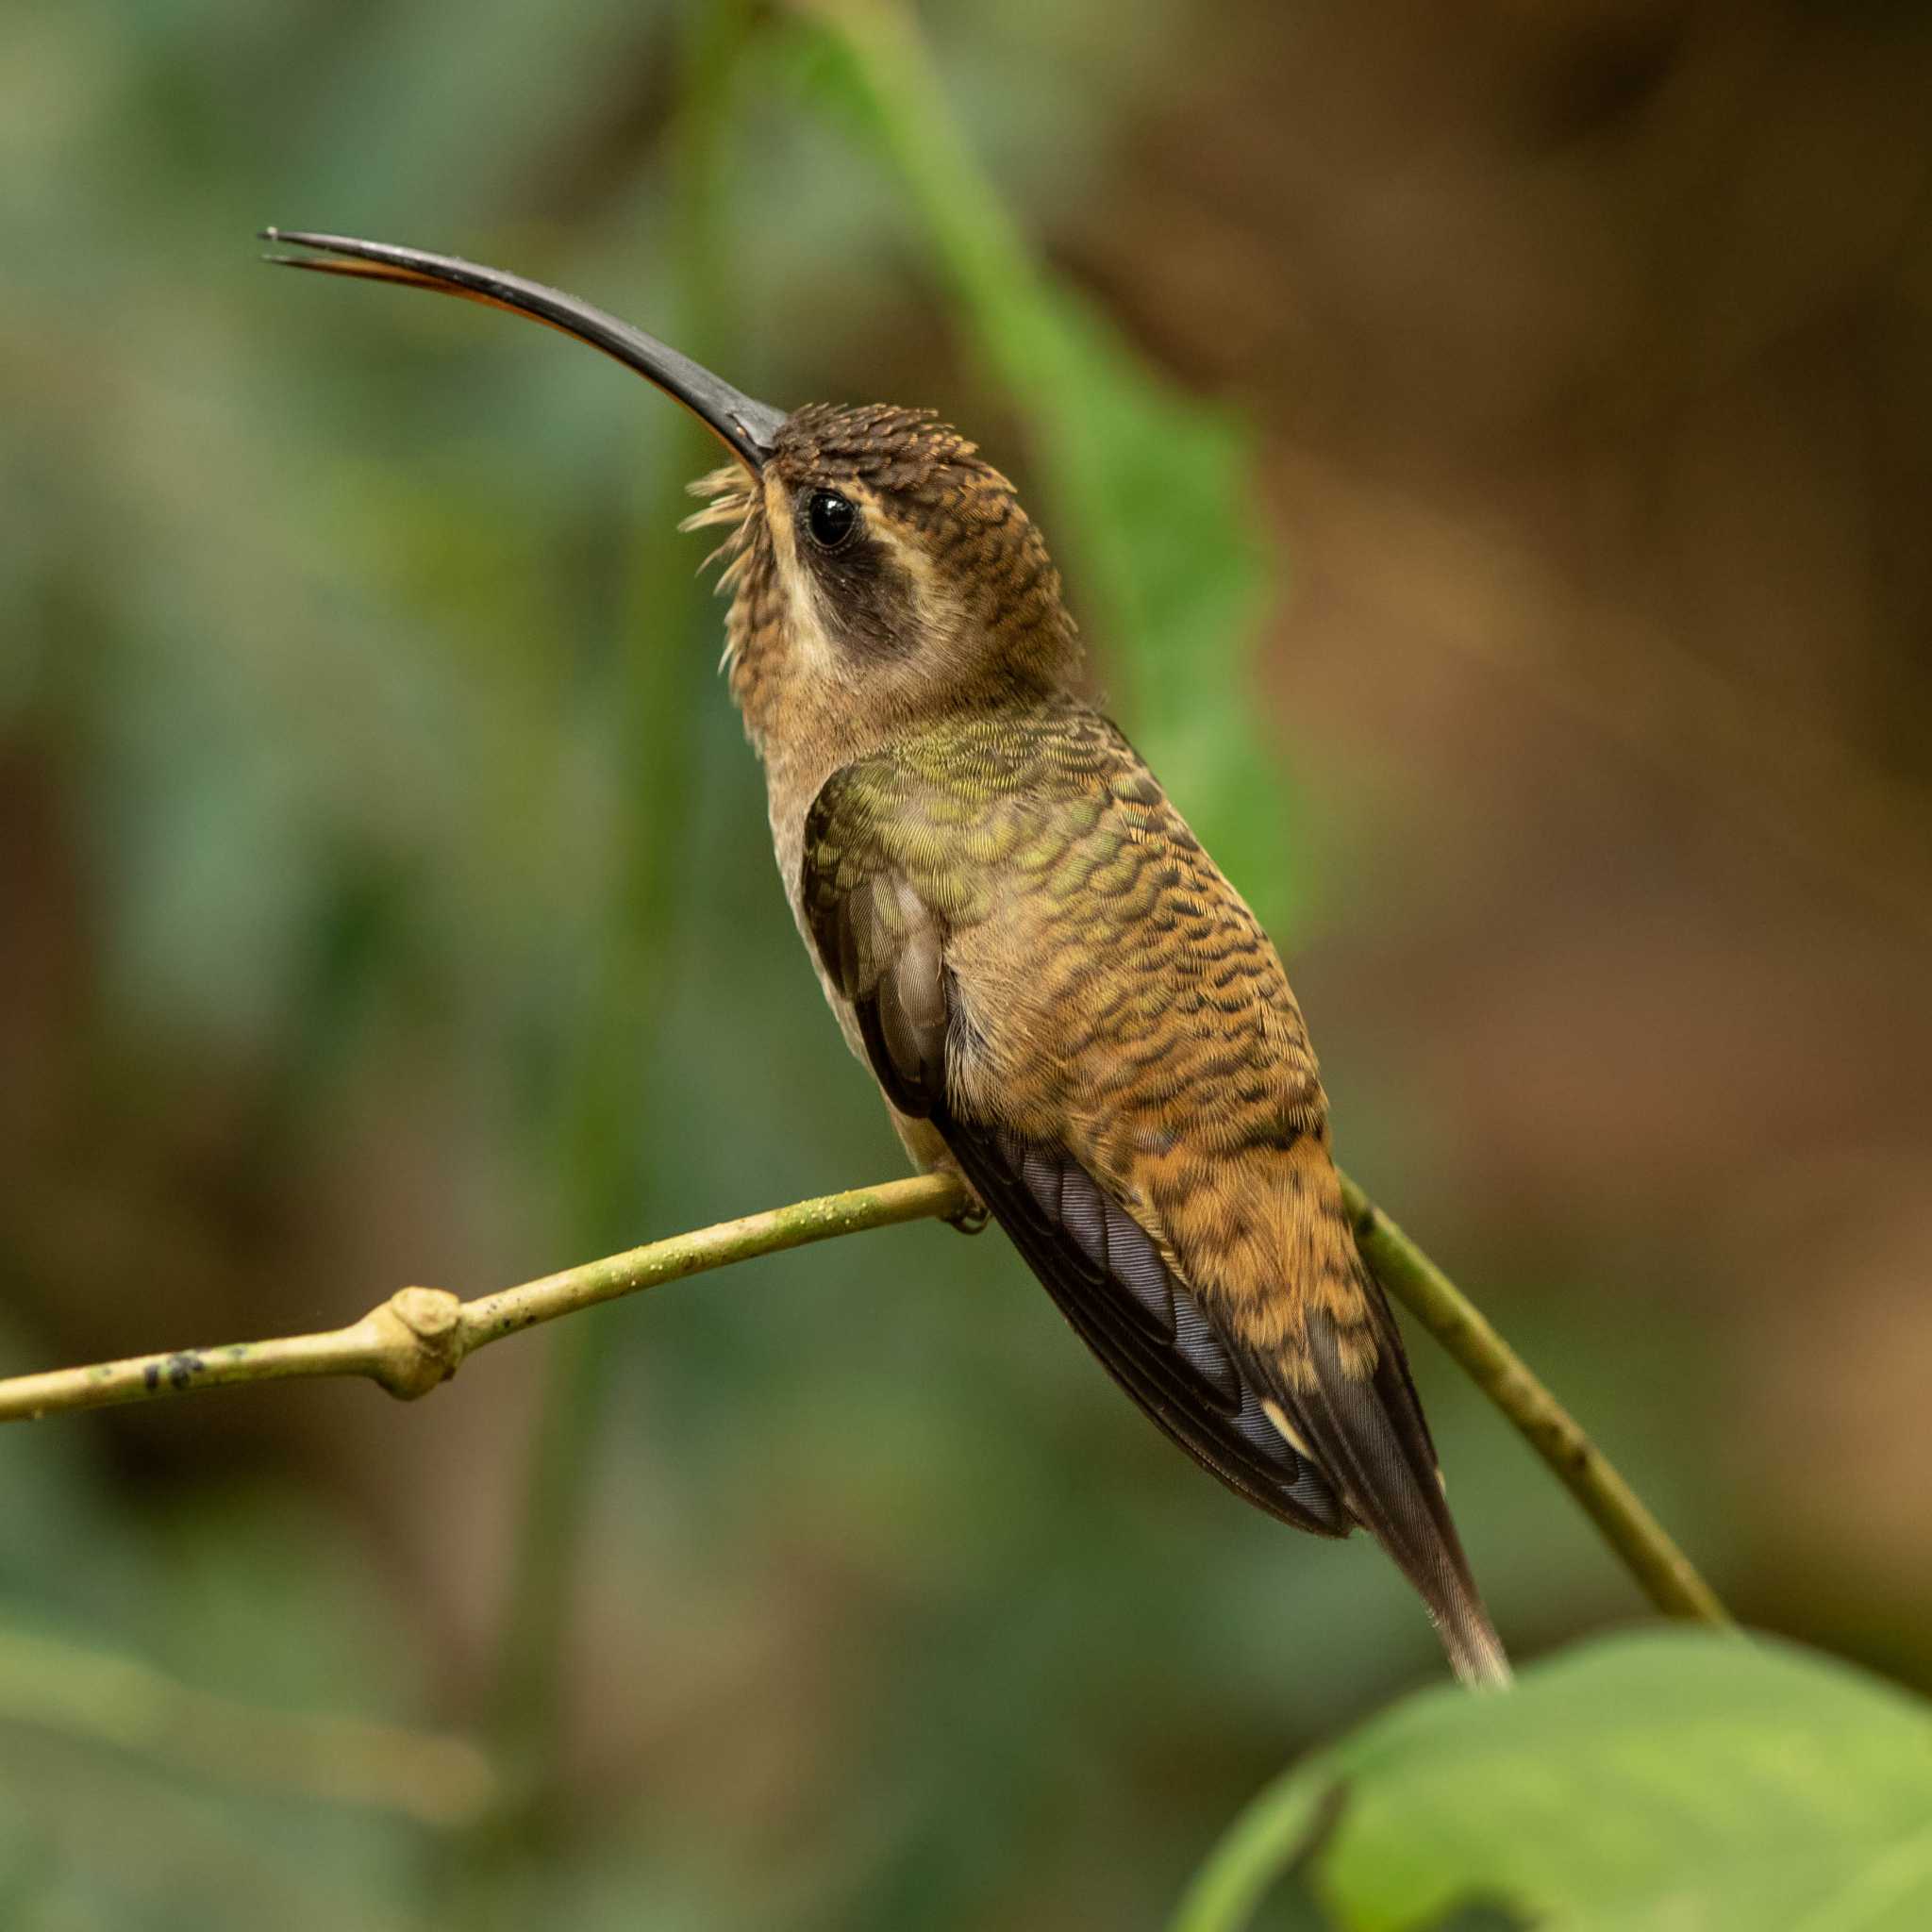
[722,547,1086,891]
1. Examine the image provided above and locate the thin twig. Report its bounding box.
[0,1173,967,1423]
[0,1170,1728,1627]
[1341,1176,1730,1626]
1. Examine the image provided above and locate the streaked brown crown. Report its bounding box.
[689,404,1082,764]
[771,402,979,494]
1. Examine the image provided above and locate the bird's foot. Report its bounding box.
[944,1190,990,1236]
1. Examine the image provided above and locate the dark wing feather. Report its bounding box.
[1282,1292,1508,1683]
[947,1119,1348,1535]
[801,773,1346,1537]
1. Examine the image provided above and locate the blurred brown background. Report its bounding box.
[3,1,1929,1925]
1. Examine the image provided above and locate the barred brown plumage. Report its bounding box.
[266,230,1510,1690]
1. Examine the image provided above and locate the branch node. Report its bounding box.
[0,1169,1727,1629]
[369,1287,467,1400]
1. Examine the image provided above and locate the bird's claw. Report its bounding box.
[945,1198,990,1236]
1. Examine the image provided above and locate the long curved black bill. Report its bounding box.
[261,229,785,472]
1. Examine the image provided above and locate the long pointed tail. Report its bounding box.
[1294,1291,1512,1690]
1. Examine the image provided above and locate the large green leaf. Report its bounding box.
[1174,1631,1932,1932]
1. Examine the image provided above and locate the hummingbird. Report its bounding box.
[265,230,1510,1689]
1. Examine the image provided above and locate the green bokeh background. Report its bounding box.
[5,1,1930,1925]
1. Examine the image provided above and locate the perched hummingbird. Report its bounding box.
[266,231,1509,1688]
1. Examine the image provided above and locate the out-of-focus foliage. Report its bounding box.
[1177,1632,1932,1932]
[4,0,1931,1925]
[783,1,1302,927]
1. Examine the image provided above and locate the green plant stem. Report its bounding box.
[1341,1175,1730,1627]
[0,1173,964,1418]
[0,1166,1726,1630]
[788,0,1301,925]
[1168,1778,1334,1932]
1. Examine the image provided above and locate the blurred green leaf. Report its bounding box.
[0,1486,447,1932]
[775,0,1303,932]
[1174,1631,1932,1932]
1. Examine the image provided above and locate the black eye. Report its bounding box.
[805,489,858,550]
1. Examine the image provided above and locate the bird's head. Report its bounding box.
[264,233,1082,761]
